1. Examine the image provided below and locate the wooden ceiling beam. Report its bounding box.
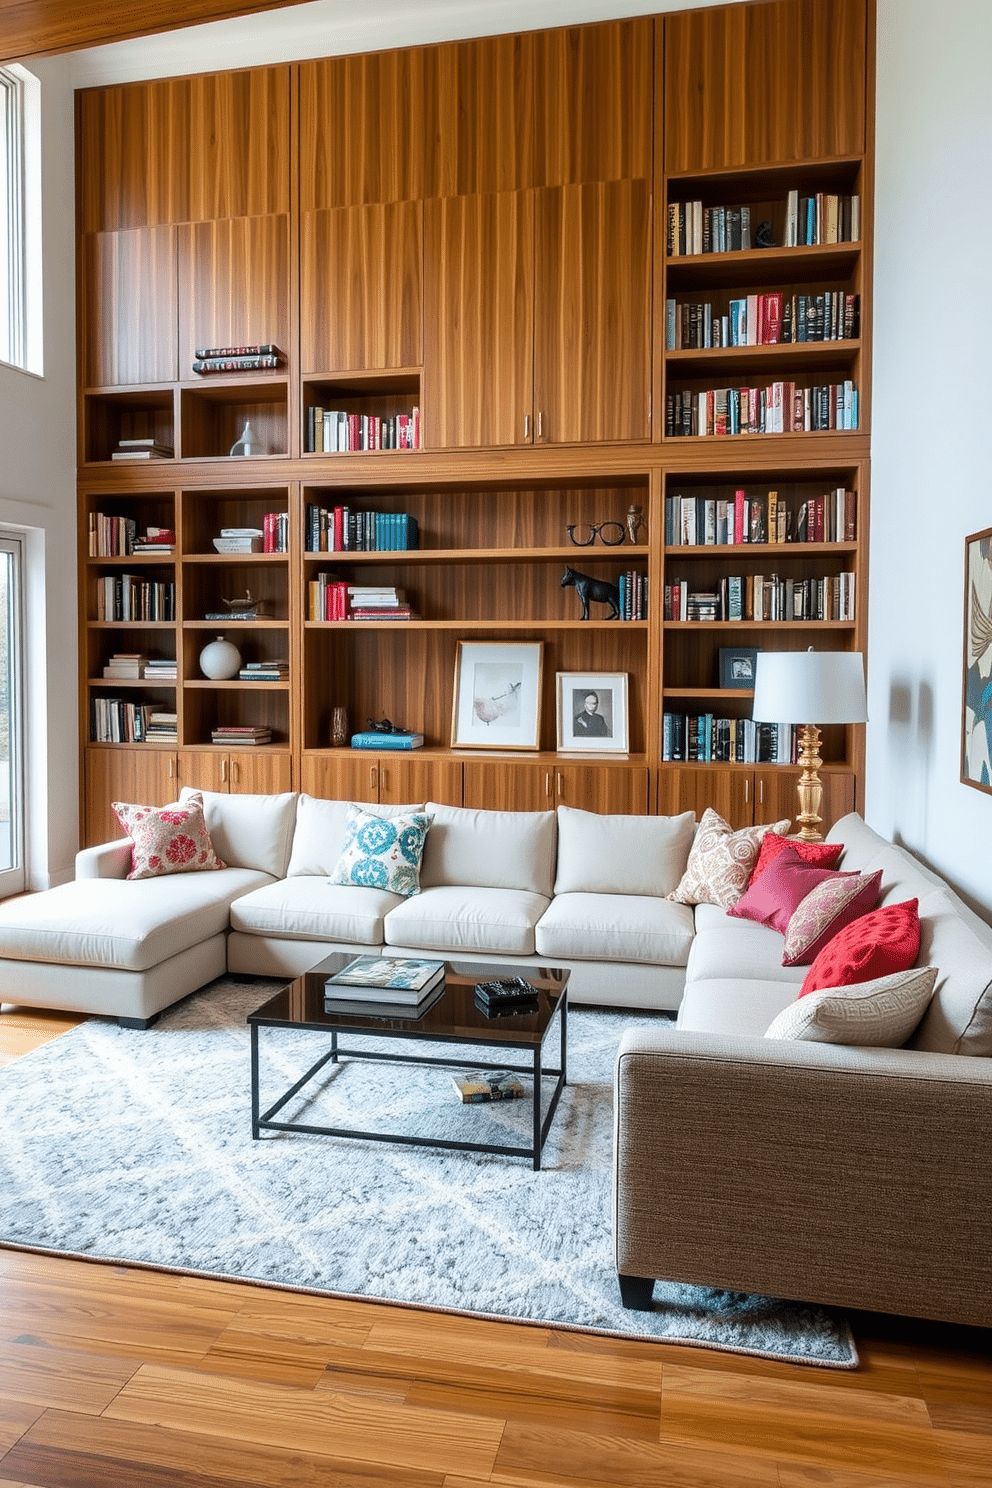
[0,1,309,63]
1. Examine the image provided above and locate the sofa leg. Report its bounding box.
[117,1014,159,1030]
[618,1273,655,1310]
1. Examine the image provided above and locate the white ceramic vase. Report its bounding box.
[199,636,242,680]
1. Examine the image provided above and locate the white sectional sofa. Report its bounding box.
[0,790,698,1025]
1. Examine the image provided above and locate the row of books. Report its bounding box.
[665,489,857,547]
[663,714,797,764]
[308,576,416,622]
[617,571,648,620]
[306,406,421,452]
[667,190,860,256]
[665,572,856,623]
[192,343,285,374]
[96,575,175,623]
[665,292,859,350]
[665,381,859,437]
[90,698,170,744]
[210,725,273,746]
[304,504,420,553]
[262,513,289,552]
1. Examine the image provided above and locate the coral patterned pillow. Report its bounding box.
[747,830,844,887]
[668,807,791,909]
[800,899,921,997]
[727,842,848,933]
[781,869,883,966]
[112,794,226,881]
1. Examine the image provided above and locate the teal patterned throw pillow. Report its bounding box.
[329,805,433,897]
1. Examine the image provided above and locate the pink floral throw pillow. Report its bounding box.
[112,795,226,881]
[667,807,791,909]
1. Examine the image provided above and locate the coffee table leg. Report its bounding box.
[251,1024,260,1139]
[533,1041,543,1170]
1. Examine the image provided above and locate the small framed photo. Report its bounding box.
[719,646,760,690]
[962,525,992,795]
[451,641,543,750]
[556,672,629,753]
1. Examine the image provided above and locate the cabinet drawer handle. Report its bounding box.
[232,760,240,787]
[758,780,764,805]
[381,766,389,794]
[545,770,552,797]
[537,411,544,439]
[556,770,564,796]
[744,777,749,804]
[221,758,228,784]
[524,413,531,440]
[369,765,377,790]
[167,757,174,778]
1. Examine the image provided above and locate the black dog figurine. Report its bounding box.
[561,567,621,620]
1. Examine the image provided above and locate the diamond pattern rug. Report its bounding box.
[0,975,856,1367]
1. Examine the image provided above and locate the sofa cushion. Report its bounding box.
[328,804,432,897]
[800,899,921,996]
[909,887,992,1056]
[668,807,790,908]
[677,977,799,1037]
[419,802,556,896]
[229,877,401,946]
[535,892,694,966]
[764,966,938,1047]
[686,920,808,986]
[726,843,848,934]
[748,830,844,885]
[384,885,550,956]
[286,795,425,878]
[780,869,883,965]
[0,867,271,972]
[112,794,225,880]
[179,786,297,878]
[552,806,695,897]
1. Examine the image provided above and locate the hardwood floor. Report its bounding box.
[2,1011,990,1487]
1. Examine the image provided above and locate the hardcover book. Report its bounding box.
[324,956,444,999]
[451,1070,526,1104]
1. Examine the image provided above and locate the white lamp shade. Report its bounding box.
[751,650,868,725]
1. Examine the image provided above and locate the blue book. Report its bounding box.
[350,732,424,750]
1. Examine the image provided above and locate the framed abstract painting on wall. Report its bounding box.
[962,525,992,795]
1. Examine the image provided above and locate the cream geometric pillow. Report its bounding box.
[764,966,938,1046]
[667,807,790,908]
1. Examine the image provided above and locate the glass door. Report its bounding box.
[0,535,24,894]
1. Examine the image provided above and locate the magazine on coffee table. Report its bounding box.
[323,955,445,1003]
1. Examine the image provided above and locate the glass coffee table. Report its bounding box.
[248,956,568,1170]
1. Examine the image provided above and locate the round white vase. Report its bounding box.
[199,636,242,680]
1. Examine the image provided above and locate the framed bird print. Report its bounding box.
[962,526,992,795]
[451,641,543,750]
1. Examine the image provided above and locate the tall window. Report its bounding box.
[0,536,24,895]
[0,64,41,375]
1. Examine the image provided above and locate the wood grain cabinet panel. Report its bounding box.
[553,763,651,815]
[178,750,291,795]
[424,32,535,197]
[84,747,178,847]
[300,50,429,210]
[534,180,651,445]
[187,67,290,220]
[178,215,290,375]
[462,760,553,813]
[657,766,751,828]
[80,227,178,387]
[424,191,535,450]
[463,760,649,814]
[301,201,423,374]
[76,79,191,233]
[300,753,460,806]
[664,0,867,173]
[533,17,653,188]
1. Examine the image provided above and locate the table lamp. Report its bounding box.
[751,649,867,841]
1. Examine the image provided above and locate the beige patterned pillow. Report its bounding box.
[764,966,938,1046]
[781,869,883,966]
[667,807,791,908]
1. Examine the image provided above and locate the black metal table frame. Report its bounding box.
[250,991,567,1170]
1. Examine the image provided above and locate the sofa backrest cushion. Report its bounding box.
[909,887,992,1056]
[286,794,425,878]
[419,801,556,896]
[179,787,297,878]
[553,806,695,897]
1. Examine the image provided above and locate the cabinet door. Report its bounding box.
[754,768,855,838]
[424,191,534,449]
[462,759,554,812]
[656,767,752,829]
[378,756,463,807]
[301,753,380,804]
[553,764,650,815]
[80,227,177,387]
[533,180,651,444]
[178,751,227,794]
[84,747,178,847]
[178,215,290,379]
[228,752,292,795]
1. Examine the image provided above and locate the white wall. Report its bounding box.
[870,0,992,917]
[0,54,78,887]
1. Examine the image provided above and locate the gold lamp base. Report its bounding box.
[794,723,824,841]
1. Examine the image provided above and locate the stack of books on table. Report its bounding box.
[238,660,289,682]
[145,710,178,743]
[323,956,445,1018]
[143,657,177,682]
[102,653,146,680]
[210,725,272,746]
[213,528,264,554]
[347,586,417,620]
[111,437,174,461]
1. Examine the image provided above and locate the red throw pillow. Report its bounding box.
[748,831,844,887]
[800,899,921,997]
[727,842,849,934]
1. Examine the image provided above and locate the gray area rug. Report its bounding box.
[0,975,856,1367]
